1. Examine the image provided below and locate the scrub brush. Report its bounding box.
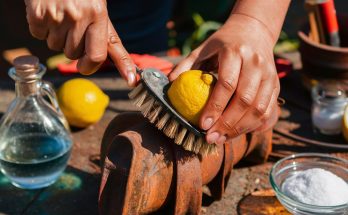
[128,68,217,155]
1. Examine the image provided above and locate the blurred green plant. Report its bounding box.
[181,13,299,56]
[274,31,299,54]
[182,13,222,55]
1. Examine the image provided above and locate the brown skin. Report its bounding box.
[24,0,136,85]
[170,0,290,144]
[25,0,290,144]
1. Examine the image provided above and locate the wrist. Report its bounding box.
[226,13,278,47]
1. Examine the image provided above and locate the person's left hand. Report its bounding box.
[169,14,280,145]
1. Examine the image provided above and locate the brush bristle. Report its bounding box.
[128,84,217,156]
[199,142,210,156]
[182,132,195,152]
[193,137,203,154]
[163,118,179,138]
[140,97,155,117]
[148,103,163,123]
[128,84,144,99]
[156,113,170,130]
[200,144,217,156]
[174,127,187,145]
[133,90,148,107]
[209,144,218,154]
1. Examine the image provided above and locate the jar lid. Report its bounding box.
[312,81,348,105]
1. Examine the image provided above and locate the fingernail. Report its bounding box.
[202,118,213,130]
[127,72,135,86]
[216,135,227,145]
[207,132,220,144]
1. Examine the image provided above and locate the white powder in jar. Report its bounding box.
[281,168,348,206]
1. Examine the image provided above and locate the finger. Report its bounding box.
[46,1,65,24]
[191,56,219,72]
[256,86,280,132]
[190,44,221,72]
[47,24,70,51]
[199,48,241,131]
[77,11,108,75]
[64,23,87,60]
[107,19,136,86]
[223,75,277,139]
[169,49,201,81]
[63,6,86,60]
[46,3,69,51]
[256,104,278,133]
[27,19,49,40]
[169,37,220,81]
[206,58,263,143]
[25,3,48,40]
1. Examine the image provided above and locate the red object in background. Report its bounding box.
[129,53,174,81]
[275,57,292,79]
[319,0,339,34]
[57,60,78,74]
[130,54,173,75]
[317,0,340,46]
[57,54,292,79]
[57,54,174,76]
[166,47,181,57]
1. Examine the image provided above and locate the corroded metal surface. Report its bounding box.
[238,189,290,215]
[98,112,273,214]
[0,53,348,214]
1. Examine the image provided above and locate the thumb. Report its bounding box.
[169,51,199,81]
[107,19,136,87]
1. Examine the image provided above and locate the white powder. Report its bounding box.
[281,168,348,206]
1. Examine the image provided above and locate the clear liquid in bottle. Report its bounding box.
[0,56,72,189]
[0,133,71,189]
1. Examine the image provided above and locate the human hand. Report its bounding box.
[25,0,136,85]
[170,14,280,144]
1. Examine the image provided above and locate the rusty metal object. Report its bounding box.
[99,112,273,214]
[238,189,290,215]
[298,15,348,80]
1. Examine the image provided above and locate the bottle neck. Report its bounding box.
[15,80,40,97]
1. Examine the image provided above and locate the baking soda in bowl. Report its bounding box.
[281,168,348,206]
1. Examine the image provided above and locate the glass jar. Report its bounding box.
[311,81,348,135]
[0,56,72,189]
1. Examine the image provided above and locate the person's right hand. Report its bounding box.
[25,0,136,86]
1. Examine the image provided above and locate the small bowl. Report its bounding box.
[270,153,348,215]
[299,15,348,80]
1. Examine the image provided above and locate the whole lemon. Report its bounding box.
[57,78,109,128]
[167,70,215,126]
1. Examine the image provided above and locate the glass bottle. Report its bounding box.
[0,56,72,189]
[311,81,348,135]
